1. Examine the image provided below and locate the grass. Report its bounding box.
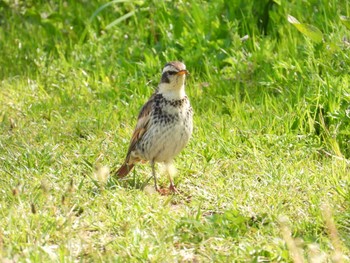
[1,0,350,261]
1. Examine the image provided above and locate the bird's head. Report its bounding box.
[158,61,189,97]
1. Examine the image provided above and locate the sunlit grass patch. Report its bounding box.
[0,0,349,261]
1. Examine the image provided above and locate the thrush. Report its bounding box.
[115,61,193,193]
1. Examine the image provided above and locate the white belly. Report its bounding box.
[136,118,192,163]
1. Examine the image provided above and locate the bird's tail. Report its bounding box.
[115,163,134,177]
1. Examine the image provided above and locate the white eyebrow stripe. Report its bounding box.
[162,65,177,73]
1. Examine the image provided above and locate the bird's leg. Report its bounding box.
[169,182,178,193]
[151,160,159,192]
[165,161,179,194]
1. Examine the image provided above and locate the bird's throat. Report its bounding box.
[158,83,186,100]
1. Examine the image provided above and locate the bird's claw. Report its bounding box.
[156,184,180,195]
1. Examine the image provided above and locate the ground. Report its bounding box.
[0,0,349,261]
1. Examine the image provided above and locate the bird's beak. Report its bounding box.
[176,70,189,76]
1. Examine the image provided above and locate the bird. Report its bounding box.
[115,61,193,194]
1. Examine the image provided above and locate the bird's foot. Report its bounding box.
[157,188,169,195]
[169,184,180,194]
[156,184,180,195]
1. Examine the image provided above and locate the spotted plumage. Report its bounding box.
[115,61,193,194]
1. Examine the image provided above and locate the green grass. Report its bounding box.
[1,0,350,261]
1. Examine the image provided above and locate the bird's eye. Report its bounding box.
[167,71,177,75]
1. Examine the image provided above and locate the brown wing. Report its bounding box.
[124,93,156,163]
